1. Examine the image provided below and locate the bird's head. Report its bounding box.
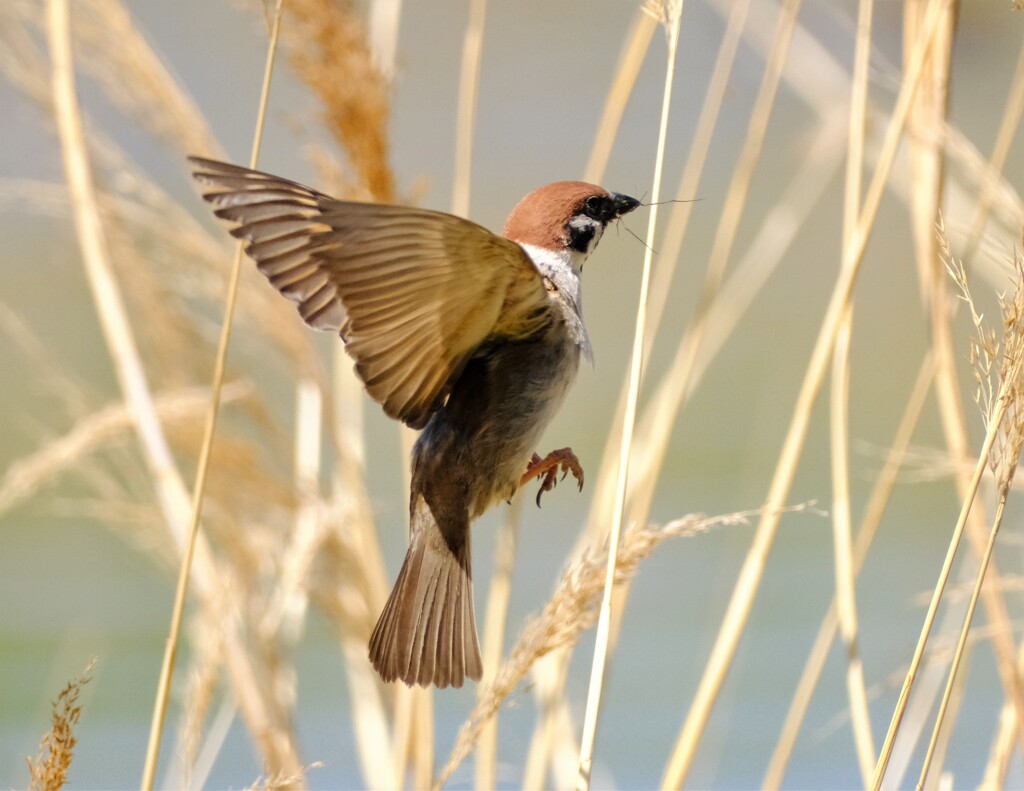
[502,181,640,275]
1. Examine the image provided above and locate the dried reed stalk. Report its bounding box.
[543,0,749,550]
[583,7,657,184]
[831,0,875,780]
[325,355,394,790]
[929,21,1024,774]
[141,3,286,787]
[576,3,682,787]
[939,123,1024,264]
[251,380,323,740]
[281,369,394,788]
[630,114,844,535]
[42,18,300,771]
[882,0,1024,780]
[451,0,486,217]
[476,497,522,789]
[763,353,936,788]
[444,22,495,777]
[46,0,191,559]
[531,19,839,782]
[308,500,398,790]
[368,0,401,81]
[438,509,771,788]
[544,2,740,780]
[15,0,1024,786]
[896,2,985,778]
[582,0,818,690]
[916,249,1024,787]
[982,635,1024,786]
[413,688,435,787]
[5,0,319,387]
[171,607,225,789]
[921,500,1011,786]
[960,39,1024,267]
[523,656,575,789]
[523,9,672,776]
[869,242,1010,789]
[604,0,819,560]
[589,119,847,782]
[830,318,876,782]
[280,4,405,781]
[279,246,392,784]
[642,0,749,344]
[0,171,316,374]
[663,2,945,786]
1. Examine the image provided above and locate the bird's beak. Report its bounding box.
[612,193,641,217]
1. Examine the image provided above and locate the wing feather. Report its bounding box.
[190,156,550,428]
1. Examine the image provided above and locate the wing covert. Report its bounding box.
[190,157,549,428]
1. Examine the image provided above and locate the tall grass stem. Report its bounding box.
[763,352,935,787]
[918,492,1012,788]
[662,1,943,785]
[832,0,876,780]
[476,497,522,789]
[140,3,285,787]
[575,4,682,788]
[583,9,657,185]
[870,402,1009,786]
[451,0,486,217]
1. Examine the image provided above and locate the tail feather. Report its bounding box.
[411,559,443,685]
[371,531,425,682]
[446,561,464,687]
[369,517,482,688]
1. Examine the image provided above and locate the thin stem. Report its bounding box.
[762,352,935,788]
[662,1,944,785]
[643,0,749,348]
[960,23,1024,268]
[981,639,1024,786]
[832,0,876,781]
[475,497,521,790]
[451,0,486,217]
[830,314,876,782]
[583,8,658,184]
[918,490,1011,788]
[871,394,1009,788]
[46,0,190,549]
[141,4,285,788]
[522,9,750,780]
[575,6,682,789]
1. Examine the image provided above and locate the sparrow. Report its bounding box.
[189,157,639,688]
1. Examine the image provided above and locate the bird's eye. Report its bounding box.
[585,196,604,215]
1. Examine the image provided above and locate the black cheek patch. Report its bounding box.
[568,223,596,253]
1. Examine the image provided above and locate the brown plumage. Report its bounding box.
[190,157,639,687]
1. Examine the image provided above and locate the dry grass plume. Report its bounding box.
[26,660,95,791]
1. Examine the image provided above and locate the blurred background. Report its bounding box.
[2,0,1024,788]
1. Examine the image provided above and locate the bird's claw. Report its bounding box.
[519,447,584,507]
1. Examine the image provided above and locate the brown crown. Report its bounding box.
[502,181,609,249]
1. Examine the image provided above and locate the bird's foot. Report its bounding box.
[520,447,584,507]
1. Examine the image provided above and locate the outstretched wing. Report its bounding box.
[190,157,550,429]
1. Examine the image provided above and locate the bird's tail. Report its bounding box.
[369,502,483,688]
